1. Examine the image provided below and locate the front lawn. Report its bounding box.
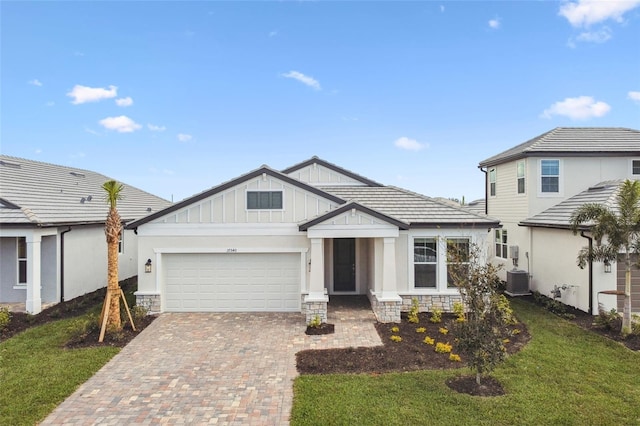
[291,299,640,425]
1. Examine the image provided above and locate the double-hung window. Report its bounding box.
[446,238,469,288]
[517,161,525,194]
[489,168,496,196]
[414,238,437,288]
[17,237,27,285]
[495,229,508,259]
[540,160,560,193]
[247,191,283,210]
[632,160,640,176]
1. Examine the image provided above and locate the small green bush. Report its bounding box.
[67,313,100,343]
[0,307,11,332]
[429,309,442,324]
[631,314,640,335]
[407,298,420,324]
[308,315,322,328]
[593,309,621,331]
[130,305,148,323]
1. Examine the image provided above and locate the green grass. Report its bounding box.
[291,299,640,425]
[0,316,120,426]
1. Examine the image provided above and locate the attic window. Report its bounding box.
[70,171,85,178]
[247,191,283,210]
[0,160,21,168]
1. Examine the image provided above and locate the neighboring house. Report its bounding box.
[0,155,171,314]
[478,127,640,314]
[126,157,499,323]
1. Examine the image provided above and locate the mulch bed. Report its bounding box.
[446,375,505,396]
[305,323,335,335]
[296,312,530,376]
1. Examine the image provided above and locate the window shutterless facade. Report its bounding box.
[246,191,283,210]
[414,238,437,288]
[17,237,27,284]
[489,168,496,196]
[446,238,469,288]
[517,160,525,194]
[632,159,640,175]
[540,159,559,193]
[495,229,508,258]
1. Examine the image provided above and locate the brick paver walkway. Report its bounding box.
[41,298,381,425]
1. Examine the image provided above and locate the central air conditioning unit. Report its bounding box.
[505,269,530,296]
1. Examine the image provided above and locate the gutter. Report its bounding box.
[580,231,593,315]
[60,226,72,302]
[478,166,488,215]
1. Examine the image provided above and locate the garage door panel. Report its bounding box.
[163,253,301,312]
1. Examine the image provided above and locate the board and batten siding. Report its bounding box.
[286,163,367,186]
[150,175,340,225]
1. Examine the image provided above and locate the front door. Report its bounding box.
[333,238,356,292]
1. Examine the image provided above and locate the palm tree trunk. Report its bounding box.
[623,251,632,333]
[104,207,122,332]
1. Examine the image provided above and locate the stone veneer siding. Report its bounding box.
[136,294,161,314]
[303,300,328,324]
[368,293,402,323]
[400,294,464,313]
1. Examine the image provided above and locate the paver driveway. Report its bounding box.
[42,300,381,425]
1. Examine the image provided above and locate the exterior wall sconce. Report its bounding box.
[145,258,152,273]
[604,260,611,273]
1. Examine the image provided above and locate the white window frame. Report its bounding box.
[245,190,284,211]
[630,159,640,176]
[446,237,470,289]
[538,159,563,197]
[118,231,124,254]
[489,168,496,197]
[495,229,508,259]
[410,234,471,293]
[413,237,438,289]
[17,237,27,285]
[516,160,525,195]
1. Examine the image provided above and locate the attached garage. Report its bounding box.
[163,253,301,312]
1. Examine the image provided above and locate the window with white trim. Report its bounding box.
[632,159,640,176]
[495,229,508,259]
[489,168,496,196]
[517,160,525,194]
[247,191,283,210]
[414,238,437,288]
[447,238,470,288]
[17,237,27,284]
[540,159,559,193]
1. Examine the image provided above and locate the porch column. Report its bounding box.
[380,237,401,300]
[306,238,327,301]
[26,234,42,314]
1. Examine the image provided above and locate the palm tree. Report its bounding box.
[101,180,124,334]
[570,179,640,334]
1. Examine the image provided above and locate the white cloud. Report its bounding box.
[148,123,167,132]
[628,91,640,102]
[177,133,192,142]
[35,149,42,154]
[28,79,42,87]
[574,27,612,43]
[440,5,445,12]
[281,71,321,90]
[84,127,101,136]
[488,18,501,29]
[67,84,118,104]
[115,97,133,107]
[98,115,142,133]
[541,96,611,120]
[559,0,640,27]
[394,137,426,151]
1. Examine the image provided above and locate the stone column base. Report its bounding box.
[135,293,161,314]
[303,298,328,324]
[369,292,401,323]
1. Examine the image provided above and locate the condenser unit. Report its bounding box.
[505,269,530,296]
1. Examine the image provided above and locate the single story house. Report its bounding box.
[126,157,499,323]
[0,155,172,314]
[520,179,640,315]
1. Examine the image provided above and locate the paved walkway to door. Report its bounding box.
[41,297,382,425]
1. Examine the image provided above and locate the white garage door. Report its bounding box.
[164,253,301,312]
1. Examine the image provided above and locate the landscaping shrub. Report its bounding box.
[0,307,11,333]
[593,309,622,331]
[66,313,100,343]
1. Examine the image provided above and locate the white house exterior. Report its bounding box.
[127,157,499,323]
[478,127,640,314]
[0,155,171,314]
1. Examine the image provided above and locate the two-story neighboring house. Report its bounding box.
[478,127,640,315]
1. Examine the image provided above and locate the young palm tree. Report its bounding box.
[102,179,124,333]
[570,179,640,334]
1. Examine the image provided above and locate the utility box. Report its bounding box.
[505,270,530,296]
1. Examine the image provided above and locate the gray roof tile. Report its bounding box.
[479,127,640,167]
[0,155,172,226]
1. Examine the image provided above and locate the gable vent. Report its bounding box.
[70,171,85,178]
[0,160,21,168]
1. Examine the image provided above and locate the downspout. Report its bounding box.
[580,231,593,315]
[60,227,72,302]
[479,166,488,215]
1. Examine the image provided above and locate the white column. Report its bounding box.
[305,238,328,302]
[379,237,401,301]
[26,234,42,314]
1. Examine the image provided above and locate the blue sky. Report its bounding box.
[2,1,639,203]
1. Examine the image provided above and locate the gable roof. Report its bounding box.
[319,186,499,228]
[125,165,346,229]
[519,180,626,230]
[479,127,640,167]
[299,201,410,231]
[282,156,383,187]
[0,155,172,227]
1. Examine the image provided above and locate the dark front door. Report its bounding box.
[333,238,356,292]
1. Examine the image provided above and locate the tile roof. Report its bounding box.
[479,127,640,167]
[318,186,499,227]
[519,180,626,229]
[0,155,172,227]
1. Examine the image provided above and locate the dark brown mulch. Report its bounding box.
[65,314,156,348]
[517,295,640,351]
[446,375,505,397]
[0,277,154,348]
[296,312,530,375]
[305,323,335,335]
